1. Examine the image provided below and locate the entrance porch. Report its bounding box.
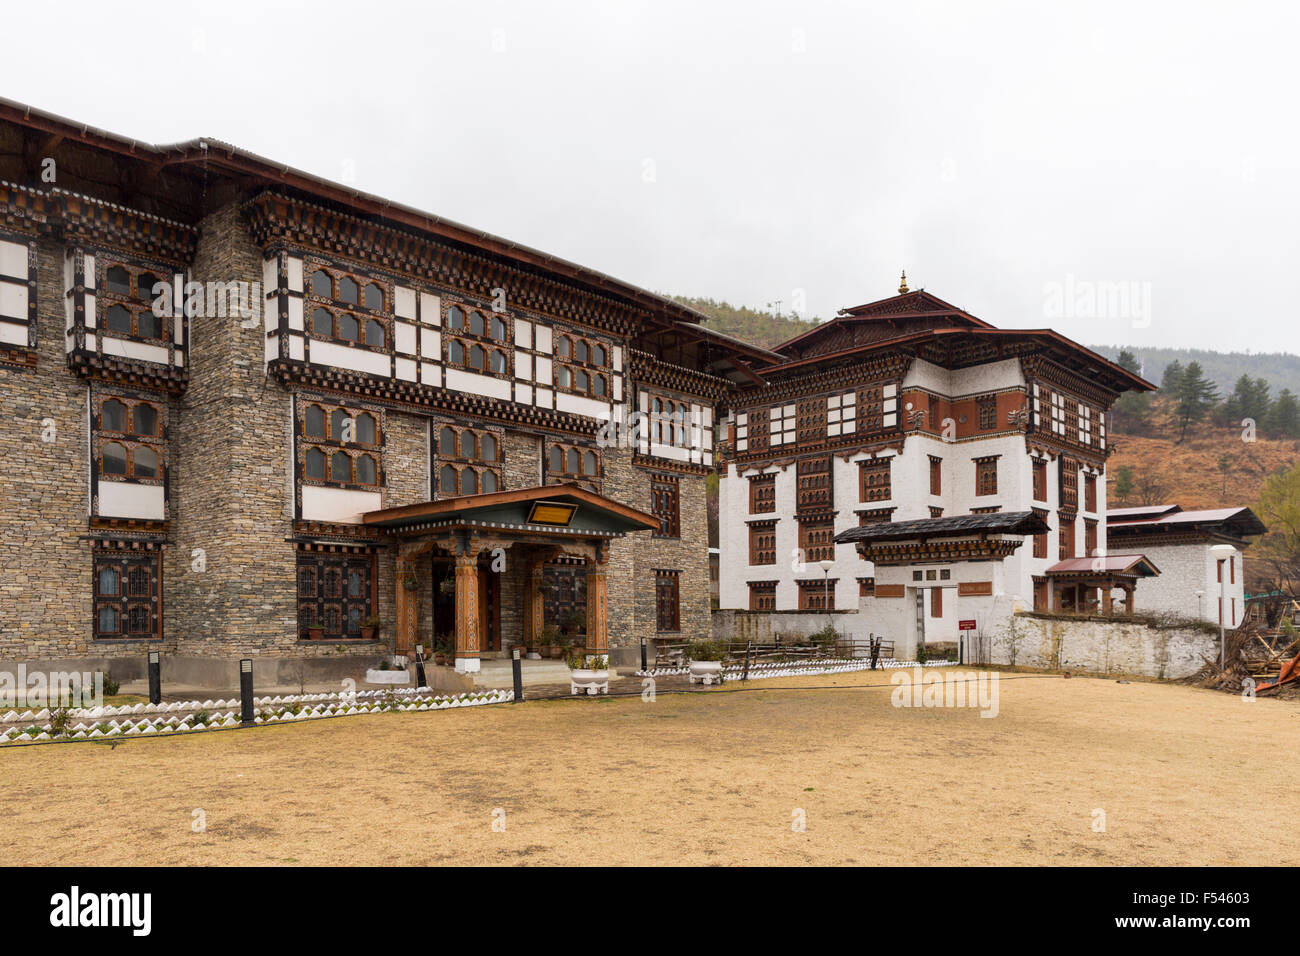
[363,484,658,673]
[1041,554,1160,616]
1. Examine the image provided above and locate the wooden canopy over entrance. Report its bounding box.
[363,485,657,672]
[1041,554,1160,616]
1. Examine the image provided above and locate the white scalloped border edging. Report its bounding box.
[0,687,512,745]
[635,658,959,679]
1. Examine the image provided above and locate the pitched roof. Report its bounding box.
[834,510,1050,544]
[1107,506,1267,538]
[1045,554,1160,577]
[362,483,658,534]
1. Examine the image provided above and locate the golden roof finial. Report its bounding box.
[898,270,909,294]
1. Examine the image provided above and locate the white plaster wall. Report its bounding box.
[1126,542,1245,626]
[992,615,1216,678]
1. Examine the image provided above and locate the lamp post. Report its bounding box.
[1210,544,1236,669]
[819,559,835,630]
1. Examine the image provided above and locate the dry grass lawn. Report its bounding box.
[3,670,1296,866]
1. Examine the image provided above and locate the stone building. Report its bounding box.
[0,99,767,682]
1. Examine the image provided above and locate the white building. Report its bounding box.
[717,282,1156,658]
[1106,504,1266,627]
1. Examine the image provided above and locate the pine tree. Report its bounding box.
[1161,360,1185,394]
[1111,350,1154,434]
[1268,389,1300,439]
[1173,361,1219,443]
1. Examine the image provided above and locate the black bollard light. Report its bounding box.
[147,651,161,705]
[640,636,648,672]
[511,645,524,702]
[414,644,428,689]
[239,659,255,726]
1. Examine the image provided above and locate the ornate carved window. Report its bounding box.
[306,264,389,350]
[100,261,170,343]
[748,581,776,611]
[749,473,776,513]
[445,304,510,374]
[655,570,680,632]
[95,395,165,483]
[975,457,998,496]
[749,521,777,566]
[1060,457,1079,511]
[796,398,826,446]
[555,332,611,399]
[977,394,997,430]
[1084,473,1097,513]
[798,579,836,611]
[1084,519,1098,556]
[1032,507,1049,559]
[738,407,769,454]
[296,549,376,640]
[1032,459,1047,502]
[798,518,835,564]
[795,456,832,514]
[651,475,680,538]
[93,551,161,640]
[298,400,383,490]
[929,456,942,496]
[546,442,601,492]
[434,424,502,497]
[859,459,891,502]
[1059,513,1076,560]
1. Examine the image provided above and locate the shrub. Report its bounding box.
[101,671,120,696]
[687,641,725,662]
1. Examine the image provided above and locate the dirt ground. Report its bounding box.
[3,670,1296,866]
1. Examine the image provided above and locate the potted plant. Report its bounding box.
[401,572,420,592]
[438,576,455,598]
[687,640,725,685]
[433,635,452,666]
[302,625,323,641]
[545,623,565,659]
[359,615,381,641]
[568,651,610,696]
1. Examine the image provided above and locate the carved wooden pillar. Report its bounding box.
[395,551,418,655]
[454,550,481,673]
[586,555,609,656]
[526,560,546,651]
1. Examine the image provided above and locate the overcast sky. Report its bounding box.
[3,0,1296,353]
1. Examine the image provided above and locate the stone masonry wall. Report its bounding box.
[0,234,94,661]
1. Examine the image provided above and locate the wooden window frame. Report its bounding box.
[859,458,891,502]
[749,473,776,513]
[651,475,680,539]
[95,395,166,484]
[795,455,832,514]
[929,456,942,496]
[434,423,503,497]
[748,581,777,611]
[655,570,680,633]
[99,260,172,345]
[93,551,162,641]
[975,457,998,497]
[1084,473,1097,513]
[1032,459,1047,502]
[554,332,613,400]
[296,550,378,641]
[977,394,997,431]
[306,264,391,352]
[299,400,384,491]
[798,517,835,564]
[749,521,777,566]
[798,580,836,611]
[546,441,602,491]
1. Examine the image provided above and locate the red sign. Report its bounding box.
[959,619,977,631]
